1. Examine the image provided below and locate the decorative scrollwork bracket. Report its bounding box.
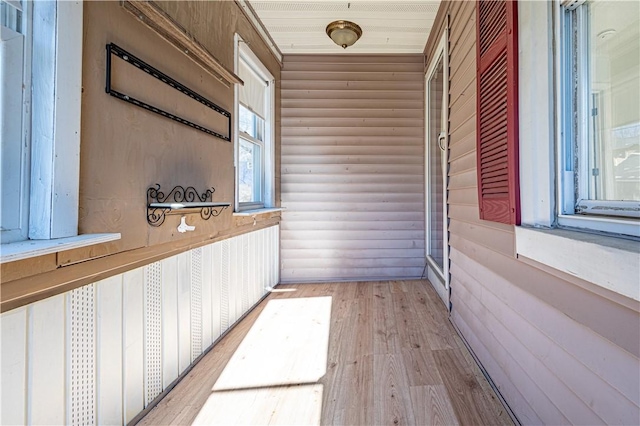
[146,184,230,227]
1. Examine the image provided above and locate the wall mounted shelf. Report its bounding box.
[147,184,230,227]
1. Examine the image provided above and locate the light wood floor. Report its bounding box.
[139,280,513,425]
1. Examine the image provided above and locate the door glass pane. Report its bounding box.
[588,0,640,201]
[239,138,262,203]
[429,58,444,270]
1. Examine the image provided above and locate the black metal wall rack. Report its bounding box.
[106,43,232,142]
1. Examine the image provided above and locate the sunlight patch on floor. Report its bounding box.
[213,296,332,390]
[192,384,324,425]
[192,296,332,425]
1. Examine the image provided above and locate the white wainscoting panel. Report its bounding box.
[144,262,163,406]
[29,294,66,425]
[211,241,223,340]
[161,255,179,391]
[201,244,213,349]
[0,306,27,425]
[123,267,145,423]
[0,225,279,425]
[191,248,203,362]
[69,284,96,426]
[177,251,191,375]
[220,238,231,332]
[96,276,124,425]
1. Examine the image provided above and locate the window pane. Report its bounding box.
[239,138,262,203]
[1,1,22,33]
[429,57,444,271]
[239,104,264,141]
[588,0,640,201]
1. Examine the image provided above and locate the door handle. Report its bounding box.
[438,132,447,151]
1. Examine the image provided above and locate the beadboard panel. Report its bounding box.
[281,55,425,282]
[0,226,279,425]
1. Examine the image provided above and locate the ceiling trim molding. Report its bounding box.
[121,0,242,88]
[235,0,284,66]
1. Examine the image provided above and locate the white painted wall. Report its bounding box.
[0,225,279,425]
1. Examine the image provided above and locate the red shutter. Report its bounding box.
[476,0,520,225]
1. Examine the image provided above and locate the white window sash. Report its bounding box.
[557,1,640,236]
[239,133,265,206]
[0,22,31,243]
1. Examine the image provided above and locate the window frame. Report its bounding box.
[238,103,266,208]
[557,0,640,235]
[1,0,31,243]
[234,34,275,212]
[1,0,120,262]
[516,0,639,303]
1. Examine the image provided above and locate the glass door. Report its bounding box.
[425,29,450,309]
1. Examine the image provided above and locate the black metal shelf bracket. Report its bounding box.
[106,43,232,142]
[146,184,230,227]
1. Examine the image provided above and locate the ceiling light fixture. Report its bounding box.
[326,20,362,49]
[597,28,617,40]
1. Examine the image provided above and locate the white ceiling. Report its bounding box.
[247,0,441,54]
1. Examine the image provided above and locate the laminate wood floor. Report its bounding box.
[138,280,513,425]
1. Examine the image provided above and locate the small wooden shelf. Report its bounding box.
[149,202,231,210]
[147,184,230,226]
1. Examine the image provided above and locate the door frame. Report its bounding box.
[424,21,450,310]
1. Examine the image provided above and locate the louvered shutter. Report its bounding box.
[476,0,520,225]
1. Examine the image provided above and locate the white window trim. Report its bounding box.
[516,0,639,302]
[1,1,121,261]
[234,33,275,212]
[30,0,83,239]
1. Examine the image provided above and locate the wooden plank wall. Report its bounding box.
[436,1,640,424]
[0,226,279,425]
[280,54,425,282]
[1,0,282,309]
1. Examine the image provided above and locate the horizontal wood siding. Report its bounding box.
[437,0,640,424]
[280,55,425,282]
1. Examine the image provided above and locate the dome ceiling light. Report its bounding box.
[326,20,363,49]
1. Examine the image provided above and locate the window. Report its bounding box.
[1,0,30,243]
[515,1,638,301]
[1,1,119,263]
[235,36,274,211]
[238,105,264,205]
[559,0,640,235]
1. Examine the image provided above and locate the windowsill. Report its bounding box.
[0,233,121,264]
[233,207,284,217]
[515,226,640,302]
